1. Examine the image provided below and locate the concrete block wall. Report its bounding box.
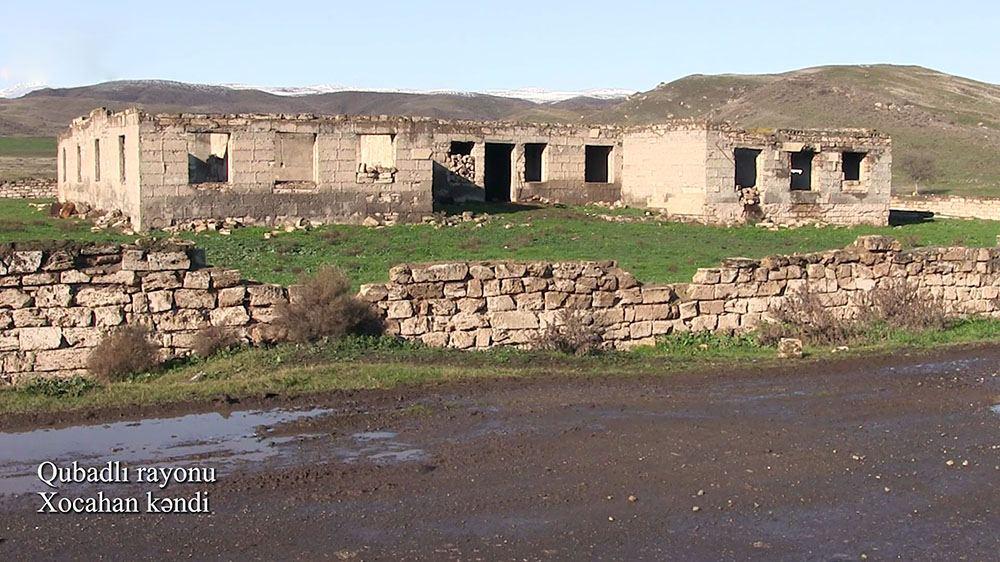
[621,125,709,216]
[0,242,288,384]
[358,235,1000,350]
[57,109,891,229]
[135,114,435,230]
[703,127,892,226]
[620,123,891,226]
[57,108,142,223]
[430,124,623,205]
[0,179,57,199]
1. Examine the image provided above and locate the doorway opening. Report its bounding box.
[484,142,514,202]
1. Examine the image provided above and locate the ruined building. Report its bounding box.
[57,108,891,230]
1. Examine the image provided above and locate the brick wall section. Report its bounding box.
[0,179,57,199]
[358,235,1000,350]
[0,243,287,384]
[892,195,1000,221]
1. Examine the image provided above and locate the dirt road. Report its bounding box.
[2,347,998,560]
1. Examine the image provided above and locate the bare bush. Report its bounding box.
[861,282,950,331]
[87,326,161,381]
[532,310,604,355]
[759,283,952,346]
[274,267,382,343]
[757,288,865,346]
[192,326,240,358]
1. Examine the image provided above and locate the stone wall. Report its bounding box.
[57,108,142,223]
[892,194,1000,221]
[622,122,891,226]
[0,242,287,384]
[59,108,890,230]
[59,109,626,230]
[358,235,1000,350]
[0,179,57,199]
[5,235,998,383]
[430,123,623,205]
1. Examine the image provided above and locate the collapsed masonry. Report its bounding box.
[57,108,891,230]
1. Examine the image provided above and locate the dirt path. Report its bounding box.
[2,347,998,560]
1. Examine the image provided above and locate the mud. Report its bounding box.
[1,345,998,560]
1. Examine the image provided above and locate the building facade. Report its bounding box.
[57,108,890,230]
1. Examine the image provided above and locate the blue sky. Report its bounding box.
[1,0,998,93]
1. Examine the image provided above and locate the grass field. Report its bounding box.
[1,197,999,415]
[1,199,998,287]
[0,137,56,157]
[3,319,1000,415]
[0,137,57,180]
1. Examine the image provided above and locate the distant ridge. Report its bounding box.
[2,65,999,193]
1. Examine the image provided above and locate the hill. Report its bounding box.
[2,66,999,195]
[0,80,619,137]
[597,65,1000,195]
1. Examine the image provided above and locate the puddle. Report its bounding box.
[991,404,1000,416]
[726,390,809,403]
[0,407,334,497]
[353,431,399,442]
[878,357,988,377]
[334,431,427,465]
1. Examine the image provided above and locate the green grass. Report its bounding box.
[0,199,128,244]
[3,320,999,416]
[1,199,998,287]
[0,137,56,158]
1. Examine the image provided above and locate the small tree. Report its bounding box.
[898,154,938,195]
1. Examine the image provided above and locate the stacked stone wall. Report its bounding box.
[7,235,998,384]
[892,195,1000,221]
[0,179,57,199]
[359,236,1000,350]
[0,242,287,384]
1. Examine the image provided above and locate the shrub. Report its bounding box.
[757,288,865,346]
[758,283,952,346]
[87,325,162,381]
[532,310,604,355]
[275,267,382,343]
[192,326,240,358]
[21,375,98,397]
[861,282,950,331]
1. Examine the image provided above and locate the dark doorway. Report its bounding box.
[524,143,546,182]
[734,148,761,188]
[484,143,514,202]
[789,150,815,191]
[585,145,613,183]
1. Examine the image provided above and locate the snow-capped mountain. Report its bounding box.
[0,79,631,104]
[0,82,47,99]
[223,84,633,104]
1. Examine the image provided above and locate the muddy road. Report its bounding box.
[2,347,999,560]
